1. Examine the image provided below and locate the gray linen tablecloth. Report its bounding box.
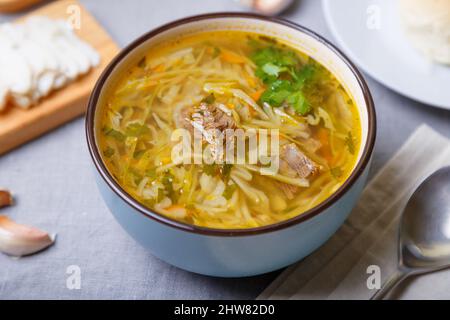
[0,0,449,299]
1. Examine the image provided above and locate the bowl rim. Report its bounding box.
[86,12,376,237]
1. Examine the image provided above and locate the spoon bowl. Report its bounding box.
[402,167,450,269]
[372,166,450,299]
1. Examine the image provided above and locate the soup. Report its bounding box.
[97,31,361,229]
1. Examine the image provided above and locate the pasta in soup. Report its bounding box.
[97,31,361,229]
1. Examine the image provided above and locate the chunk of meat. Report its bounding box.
[280,143,319,178]
[176,104,193,132]
[278,143,320,199]
[176,103,236,132]
[176,102,236,161]
[191,103,236,132]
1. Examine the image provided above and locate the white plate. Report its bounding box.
[322,0,450,109]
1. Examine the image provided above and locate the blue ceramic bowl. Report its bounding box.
[86,13,376,277]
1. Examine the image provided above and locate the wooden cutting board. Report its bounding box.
[0,0,119,155]
[0,0,42,13]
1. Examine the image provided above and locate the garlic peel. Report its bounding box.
[0,189,13,208]
[0,215,55,257]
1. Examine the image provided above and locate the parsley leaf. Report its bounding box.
[162,172,177,202]
[133,149,146,159]
[137,56,146,68]
[203,164,219,176]
[251,45,316,115]
[220,164,233,180]
[223,184,237,200]
[103,146,115,158]
[345,131,356,155]
[145,168,157,179]
[125,123,150,137]
[201,93,215,104]
[213,47,221,58]
[330,167,343,179]
[286,91,311,115]
[295,64,316,85]
[260,80,292,106]
[262,63,286,77]
[103,127,126,142]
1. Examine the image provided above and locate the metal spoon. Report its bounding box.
[235,0,294,16]
[371,166,450,300]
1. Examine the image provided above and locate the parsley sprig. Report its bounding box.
[251,45,316,115]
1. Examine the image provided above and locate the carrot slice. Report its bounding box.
[317,128,333,164]
[220,49,247,64]
[165,205,187,218]
[250,88,265,102]
[153,64,165,73]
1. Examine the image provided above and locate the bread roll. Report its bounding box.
[399,0,450,65]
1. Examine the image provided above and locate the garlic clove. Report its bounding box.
[236,0,294,15]
[0,215,56,257]
[253,0,294,15]
[0,190,13,208]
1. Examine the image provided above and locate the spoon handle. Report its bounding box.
[370,269,410,300]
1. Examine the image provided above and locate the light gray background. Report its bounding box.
[0,0,448,299]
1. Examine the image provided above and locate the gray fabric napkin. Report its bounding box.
[0,118,269,300]
[258,124,450,300]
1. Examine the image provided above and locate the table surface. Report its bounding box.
[0,0,449,299]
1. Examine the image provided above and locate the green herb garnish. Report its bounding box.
[251,45,316,115]
[220,163,233,180]
[213,47,221,58]
[261,62,287,77]
[286,91,310,115]
[128,167,143,185]
[145,168,157,179]
[133,149,146,159]
[156,189,165,202]
[330,167,343,179]
[126,123,150,137]
[223,184,237,200]
[137,56,146,68]
[252,47,297,69]
[162,172,177,202]
[345,131,356,155]
[103,128,126,142]
[203,164,218,176]
[201,93,215,104]
[103,146,115,158]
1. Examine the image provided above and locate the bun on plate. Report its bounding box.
[399,0,450,65]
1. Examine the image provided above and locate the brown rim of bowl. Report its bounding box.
[86,12,376,237]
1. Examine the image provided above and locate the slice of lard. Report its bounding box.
[0,26,33,97]
[0,16,100,110]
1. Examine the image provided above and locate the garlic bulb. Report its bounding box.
[0,215,55,257]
